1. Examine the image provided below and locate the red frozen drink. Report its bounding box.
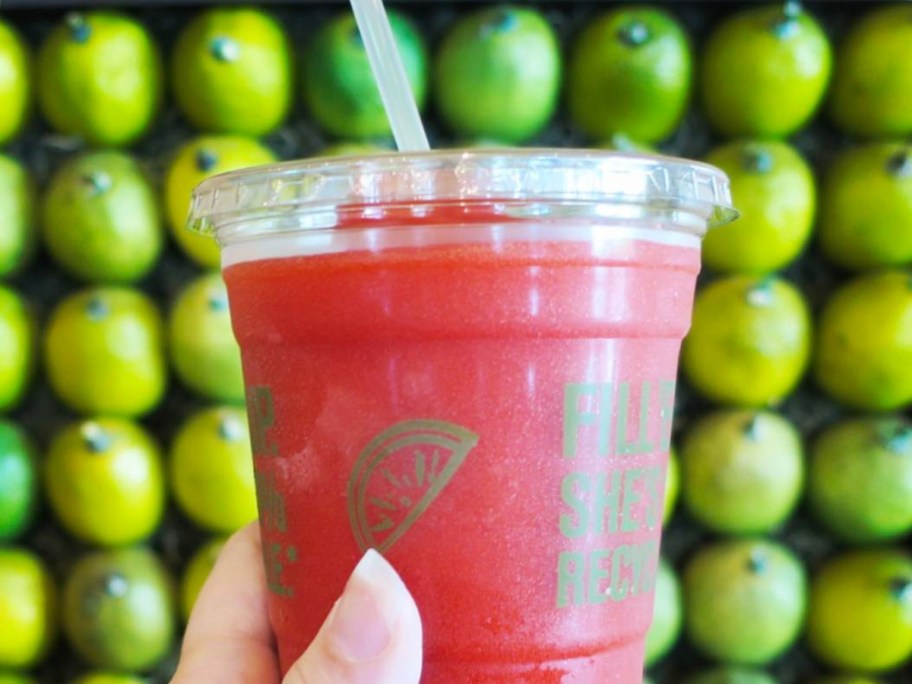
[190,150,735,682]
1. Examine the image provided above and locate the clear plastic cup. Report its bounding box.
[190,149,735,682]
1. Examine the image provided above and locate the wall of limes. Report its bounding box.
[0,2,910,683]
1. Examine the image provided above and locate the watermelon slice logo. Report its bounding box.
[347,419,479,552]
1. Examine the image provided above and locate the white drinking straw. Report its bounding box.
[350,0,431,152]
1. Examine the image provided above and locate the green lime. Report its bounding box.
[179,536,226,621]
[71,675,146,684]
[806,548,912,672]
[164,135,277,269]
[0,155,36,279]
[685,667,778,684]
[0,286,35,412]
[44,287,166,417]
[0,19,31,145]
[663,447,679,525]
[702,141,816,275]
[809,417,912,543]
[172,7,292,136]
[303,11,426,140]
[169,406,257,534]
[0,674,36,684]
[681,409,804,535]
[434,6,560,144]
[0,421,37,542]
[682,276,812,407]
[567,6,691,143]
[45,418,165,547]
[37,11,162,146]
[813,269,912,411]
[0,548,56,669]
[683,538,806,665]
[701,3,831,138]
[458,138,513,150]
[644,557,682,666]
[168,272,243,402]
[817,143,912,270]
[810,678,883,684]
[61,547,175,672]
[42,151,163,284]
[828,5,912,138]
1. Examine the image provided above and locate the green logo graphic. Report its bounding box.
[348,419,479,552]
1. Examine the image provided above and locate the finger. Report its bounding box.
[283,549,423,684]
[171,522,281,684]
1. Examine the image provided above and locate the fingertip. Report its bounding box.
[329,549,405,662]
[283,550,422,684]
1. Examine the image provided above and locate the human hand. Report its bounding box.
[170,522,423,683]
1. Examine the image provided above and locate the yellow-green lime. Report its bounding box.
[0,548,56,669]
[809,417,912,543]
[317,142,390,158]
[303,11,427,140]
[701,3,831,138]
[681,409,804,535]
[810,678,882,684]
[813,269,912,411]
[172,7,292,135]
[806,548,912,672]
[0,421,37,542]
[44,287,166,417]
[685,668,778,684]
[42,151,163,284]
[169,272,243,402]
[37,11,162,146]
[567,6,691,143]
[170,406,257,534]
[828,5,912,138]
[702,140,816,275]
[61,547,175,672]
[0,286,34,412]
[164,135,277,268]
[434,6,561,144]
[71,675,146,684]
[644,557,682,666]
[0,155,36,278]
[682,276,812,407]
[45,418,165,547]
[0,19,31,144]
[180,536,226,621]
[663,447,679,524]
[817,143,912,270]
[683,538,806,665]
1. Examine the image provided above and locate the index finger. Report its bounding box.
[170,522,280,684]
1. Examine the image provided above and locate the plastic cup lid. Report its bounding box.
[189,148,737,241]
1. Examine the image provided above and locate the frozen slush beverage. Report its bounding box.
[189,150,735,682]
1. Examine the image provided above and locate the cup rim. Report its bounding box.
[189,147,738,240]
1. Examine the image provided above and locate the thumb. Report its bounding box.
[282,549,423,684]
